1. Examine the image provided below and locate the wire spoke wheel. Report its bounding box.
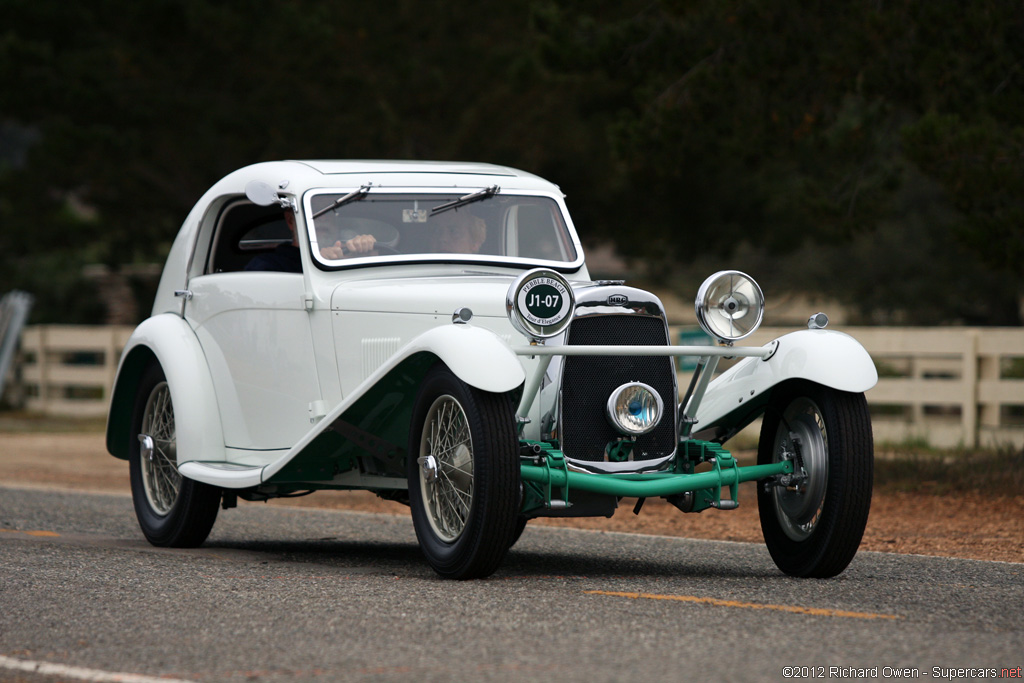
[408,364,519,579]
[129,362,221,548]
[419,394,475,542]
[139,381,181,516]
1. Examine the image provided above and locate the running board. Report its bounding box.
[178,461,264,489]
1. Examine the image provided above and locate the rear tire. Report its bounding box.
[757,381,873,578]
[408,364,519,579]
[128,362,220,547]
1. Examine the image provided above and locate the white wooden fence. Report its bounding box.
[842,327,1024,448]
[15,326,133,418]
[692,326,1024,449]
[7,324,1024,448]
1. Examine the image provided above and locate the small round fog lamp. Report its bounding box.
[606,382,664,436]
[695,270,764,342]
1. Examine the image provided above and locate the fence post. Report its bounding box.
[962,329,979,448]
[910,353,925,428]
[38,325,51,409]
[978,342,1003,440]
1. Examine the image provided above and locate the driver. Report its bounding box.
[246,211,376,272]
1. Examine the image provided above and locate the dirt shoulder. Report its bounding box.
[2,432,1021,564]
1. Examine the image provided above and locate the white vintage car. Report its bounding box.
[106,160,877,579]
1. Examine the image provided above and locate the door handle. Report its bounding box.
[174,289,193,300]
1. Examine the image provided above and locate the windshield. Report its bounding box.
[305,191,579,267]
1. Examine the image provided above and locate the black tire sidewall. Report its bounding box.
[757,380,873,578]
[407,364,519,578]
[128,362,219,547]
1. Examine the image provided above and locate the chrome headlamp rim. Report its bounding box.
[506,268,576,340]
[695,270,765,343]
[605,381,665,436]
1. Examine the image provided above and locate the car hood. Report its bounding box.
[329,274,515,317]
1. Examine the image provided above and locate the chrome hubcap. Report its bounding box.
[418,454,439,483]
[772,397,828,541]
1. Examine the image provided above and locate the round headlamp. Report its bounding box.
[506,268,575,339]
[695,270,764,342]
[606,382,664,436]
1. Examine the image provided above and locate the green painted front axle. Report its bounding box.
[518,440,794,512]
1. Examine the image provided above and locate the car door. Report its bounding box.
[182,202,320,456]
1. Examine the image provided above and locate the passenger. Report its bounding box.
[427,211,486,254]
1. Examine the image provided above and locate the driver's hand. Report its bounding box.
[345,234,377,255]
[320,234,377,260]
[320,241,346,259]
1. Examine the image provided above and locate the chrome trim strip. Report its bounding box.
[565,453,675,475]
[513,344,770,359]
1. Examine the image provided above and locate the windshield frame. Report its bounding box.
[301,187,586,273]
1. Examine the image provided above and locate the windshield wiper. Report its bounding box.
[430,185,500,216]
[312,185,371,219]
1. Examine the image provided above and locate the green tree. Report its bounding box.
[529,0,1024,323]
[1,0,1021,325]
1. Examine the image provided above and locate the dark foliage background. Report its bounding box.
[1,0,1021,324]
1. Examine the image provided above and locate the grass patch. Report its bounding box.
[0,410,107,434]
[875,442,1024,496]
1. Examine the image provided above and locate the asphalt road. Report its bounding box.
[1,485,1021,683]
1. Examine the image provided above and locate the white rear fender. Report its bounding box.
[106,314,225,464]
[695,329,878,431]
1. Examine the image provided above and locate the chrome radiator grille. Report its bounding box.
[560,314,678,463]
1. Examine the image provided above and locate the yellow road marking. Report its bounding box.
[0,529,61,537]
[584,590,901,620]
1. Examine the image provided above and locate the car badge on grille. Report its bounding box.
[607,294,628,306]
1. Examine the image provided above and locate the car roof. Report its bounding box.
[153,160,583,316]
[209,160,563,196]
[297,160,523,177]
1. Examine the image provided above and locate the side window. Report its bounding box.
[207,201,293,273]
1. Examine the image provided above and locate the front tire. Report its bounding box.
[408,364,520,579]
[128,362,221,547]
[757,381,873,578]
[508,516,528,549]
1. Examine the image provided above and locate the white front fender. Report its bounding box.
[696,329,878,430]
[404,324,526,393]
[257,323,525,486]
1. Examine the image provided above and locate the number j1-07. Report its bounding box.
[529,293,560,309]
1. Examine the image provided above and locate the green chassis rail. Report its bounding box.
[518,439,794,515]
